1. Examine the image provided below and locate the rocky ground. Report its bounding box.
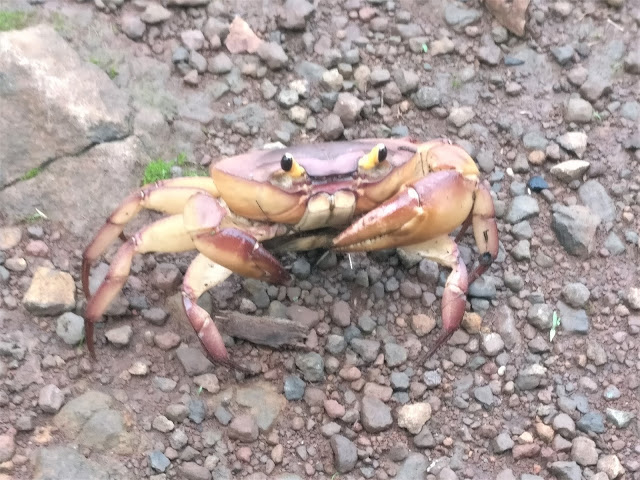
[1,0,640,479]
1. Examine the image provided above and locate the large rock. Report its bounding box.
[53,391,133,454]
[32,446,116,480]
[0,25,131,188]
[551,205,601,257]
[0,137,148,237]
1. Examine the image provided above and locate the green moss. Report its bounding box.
[0,10,32,31]
[142,158,175,185]
[89,56,119,80]
[21,167,41,181]
[141,153,206,185]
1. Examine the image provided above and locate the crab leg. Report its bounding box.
[181,193,290,368]
[182,255,234,365]
[84,214,196,357]
[402,237,469,359]
[82,177,219,299]
[468,181,499,283]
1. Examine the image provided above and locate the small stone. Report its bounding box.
[360,395,393,433]
[481,333,504,356]
[411,313,436,336]
[606,408,635,428]
[105,325,133,347]
[193,374,220,394]
[550,160,590,183]
[39,384,64,413]
[577,412,605,433]
[412,87,441,109]
[23,267,75,316]
[0,227,22,250]
[562,283,590,308]
[228,414,259,442]
[209,53,233,74]
[56,312,85,345]
[548,461,582,480]
[120,14,147,40]
[152,415,175,433]
[257,42,289,70]
[551,45,575,65]
[597,455,624,479]
[149,450,170,472]
[179,462,211,480]
[396,403,431,434]
[331,300,351,327]
[473,385,494,407]
[176,346,213,375]
[492,432,514,453]
[154,332,180,350]
[505,196,539,224]
[571,437,597,466]
[295,352,324,382]
[556,131,588,158]
[384,343,407,367]
[447,106,475,128]
[320,114,344,140]
[333,92,364,127]
[565,97,593,123]
[140,3,172,24]
[181,29,205,51]
[330,434,357,473]
[552,205,600,257]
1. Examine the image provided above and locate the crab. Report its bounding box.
[81,138,499,368]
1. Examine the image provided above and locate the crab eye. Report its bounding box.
[359,143,388,170]
[281,153,293,172]
[377,143,387,163]
[280,153,306,178]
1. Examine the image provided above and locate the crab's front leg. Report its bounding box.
[181,193,290,369]
[333,169,498,359]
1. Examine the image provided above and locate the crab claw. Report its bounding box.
[334,170,475,251]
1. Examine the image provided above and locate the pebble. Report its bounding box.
[0,430,16,463]
[228,414,259,442]
[23,267,75,315]
[295,352,324,382]
[56,312,85,345]
[179,462,211,480]
[330,434,357,473]
[152,415,175,433]
[548,461,582,480]
[565,97,593,123]
[105,325,133,346]
[571,436,597,466]
[577,412,605,433]
[360,395,392,433]
[38,384,64,413]
[396,403,431,434]
[0,227,22,250]
[149,450,170,472]
[140,3,172,24]
[550,160,590,183]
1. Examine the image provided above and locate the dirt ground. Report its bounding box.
[1,0,640,479]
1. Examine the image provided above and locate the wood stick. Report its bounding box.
[212,310,308,349]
